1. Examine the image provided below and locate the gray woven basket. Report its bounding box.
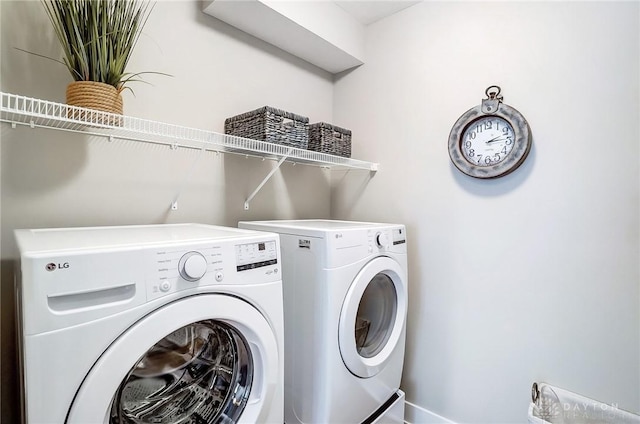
[224,106,309,149]
[308,122,352,157]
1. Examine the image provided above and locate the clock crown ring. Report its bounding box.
[482,85,503,113]
[485,85,503,102]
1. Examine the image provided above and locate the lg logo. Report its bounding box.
[46,262,70,272]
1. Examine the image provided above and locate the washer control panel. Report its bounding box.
[15,224,281,334]
[147,236,279,301]
[235,240,278,272]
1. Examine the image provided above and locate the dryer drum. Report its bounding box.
[109,320,253,423]
[355,317,371,352]
[354,273,398,359]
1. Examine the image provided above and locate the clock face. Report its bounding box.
[461,116,515,167]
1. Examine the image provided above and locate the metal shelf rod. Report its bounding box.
[1,118,343,169]
[1,91,379,210]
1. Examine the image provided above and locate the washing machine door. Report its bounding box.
[66,294,279,424]
[338,257,407,378]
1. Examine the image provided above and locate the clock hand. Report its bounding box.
[486,136,507,144]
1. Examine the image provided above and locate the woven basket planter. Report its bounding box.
[224,106,309,149]
[308,122,352,157]
[65,81,123,125]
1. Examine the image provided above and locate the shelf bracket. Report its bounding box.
[244,150,292,210]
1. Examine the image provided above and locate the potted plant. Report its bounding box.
[39,0,155,116]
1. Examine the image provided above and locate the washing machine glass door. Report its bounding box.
[67,294,279,424]
[338,257,407,378]
[109,319,252,423]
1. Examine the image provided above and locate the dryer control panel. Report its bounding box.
[368,226,406,253]
[319,225,407,269]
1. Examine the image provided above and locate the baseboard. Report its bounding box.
[404,401,457,424]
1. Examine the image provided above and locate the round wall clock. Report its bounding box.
[448,86,532,179]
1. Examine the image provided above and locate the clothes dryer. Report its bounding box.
[238,220,408,424]
[15,223,283,424]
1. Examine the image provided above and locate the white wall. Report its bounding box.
[332,1,640,423]
[0,1,335,421]
[2,1,639,423]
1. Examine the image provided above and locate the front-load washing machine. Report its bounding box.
[15,223,284,423]
[238,220,408,424]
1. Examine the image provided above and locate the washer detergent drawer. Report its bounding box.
[19,249,147,335]
[47,283,136,311]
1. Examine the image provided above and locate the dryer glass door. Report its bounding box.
[109,320,252,423]
[355,273,397,359]
[339,257,407,378]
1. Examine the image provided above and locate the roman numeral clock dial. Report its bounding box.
[448,86,532,179]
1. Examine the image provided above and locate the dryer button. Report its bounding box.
[215,272,224,282]
[375,232,389,248]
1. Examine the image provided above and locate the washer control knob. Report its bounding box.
[375,232,389,248]
[159,281,171,292]
[179,252,208,282]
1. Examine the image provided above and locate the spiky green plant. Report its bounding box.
[40,0,155,92]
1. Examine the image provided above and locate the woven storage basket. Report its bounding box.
[66,81,123,126]
[308,122,352,157]
[224,106,309,149]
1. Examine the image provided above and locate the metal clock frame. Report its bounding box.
[448,86,532,179]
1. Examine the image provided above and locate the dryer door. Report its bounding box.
[338,257,407,378]
[67,294,279,424]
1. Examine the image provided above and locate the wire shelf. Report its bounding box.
[0,92,378,171]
